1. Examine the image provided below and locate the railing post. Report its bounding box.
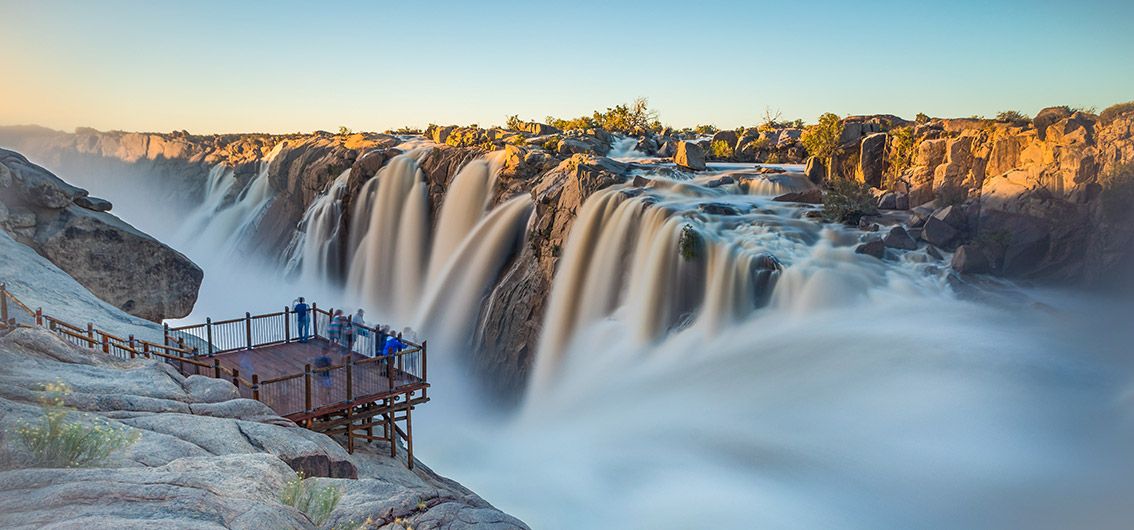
[35,307,43,326]
[304,364,313,413]
[85,323,94,348]
[143,342,151,359]
[251,374,260,401]
[177,336,186,353]
[128,335,136,359]
[406,404,414,469]
[213,358,221,378]
[232,368,240,390]
[422,339,428,384]
[0,283,8,323]
[101,334,109,354]
[311,303,319,338]
[245,312,252,350]
[397,333,405,373]
[345,355,354,403]
[163,323,170,347]
[206,317,214,356]
[284,306,291,343]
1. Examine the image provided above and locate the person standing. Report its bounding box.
[293,297,310,343]
[326,309,344,351]
[340,311,355,353]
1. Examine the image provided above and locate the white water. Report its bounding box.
[63,147,1134,529]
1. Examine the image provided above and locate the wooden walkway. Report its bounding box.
[2,284,430,468]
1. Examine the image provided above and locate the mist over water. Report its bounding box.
[33,150,1134,529]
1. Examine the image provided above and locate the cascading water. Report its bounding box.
[286,168,351,287]
[140,148,1133,529]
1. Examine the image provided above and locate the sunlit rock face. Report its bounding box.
[0,148,202,321]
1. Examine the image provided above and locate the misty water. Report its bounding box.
[39,149,1134,529]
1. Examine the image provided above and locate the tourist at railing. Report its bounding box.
[293,297,310,343]
[326,309,344,351]
[339,311,355,353]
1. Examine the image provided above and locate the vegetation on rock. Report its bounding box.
[801,113,843,160]
[544,98,660,134]
[1100,101,1134,125]
[885,126,915,187]
[281,471,343,527]
[679,224,701,260]
[9,382,139,468]
[709,139,734,159]
[822,177,878,224]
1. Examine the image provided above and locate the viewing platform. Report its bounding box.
[1,284,429,468]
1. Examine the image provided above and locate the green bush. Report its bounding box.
[546,98,661,135]
[694,124,718,135]
[1100,101,1134,126]
[11,382,139,468]
[709,140,734,160]
[823,177,877,224]
[995,110,1030,125]
[915,112,931,124]
[679,224,701,260]
[281,472,342,527]
[801,113,842,160]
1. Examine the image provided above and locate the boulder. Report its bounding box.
[72,195,112,212]
[855,238,886,259]
[711,130,739,150]
[883,226,918,250]
[877,192,897,210]
[699,203,743,216]
[857,133,887,187]
[804,156,826,185]
[1033,106,1072,140]
[772,188,823,204]
[0,149,86,209]
[516,121,560,136]
[33,206,203,321]
[921,216,959,248]
[557,138,596,156]
[5,207,34,229]
[931,205,966,229]
[674,141,706,171]
[951,244,992,274]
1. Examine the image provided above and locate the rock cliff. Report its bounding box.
[0,148,202,321]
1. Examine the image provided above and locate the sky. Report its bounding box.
[1,0,1132,134]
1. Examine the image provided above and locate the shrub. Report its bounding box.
[823,177,877,224]
[915,113,931,124]
[505,114,524,131]
[1100,101,1134,126]
[1099,162,1134,221]
[995,110,1030,125]
[281,472,342,527]
[678,224,701,260]
[337,126,352,135]
[709,139,734,159]
[694,124,717,135]
[546,98,660,135]
[11,382,139,468]
[800,113,842,160]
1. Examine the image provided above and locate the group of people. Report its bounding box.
[292,297,418,388]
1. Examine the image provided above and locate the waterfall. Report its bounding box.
[415,195,534,347]
[346,156,428,321]
[286,168,351,286]
[175,143,284,262]
[426,159,497,284]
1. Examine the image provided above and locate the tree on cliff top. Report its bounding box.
[801,113,842,160]
[546,98,661,135]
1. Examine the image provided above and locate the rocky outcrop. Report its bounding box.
[816,105,1134,284]
[0,148,202,321]
[0,327,527,529]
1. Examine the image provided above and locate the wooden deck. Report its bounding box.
[208,338,425,420]
[2,284,431,467]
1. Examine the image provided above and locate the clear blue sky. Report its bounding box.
[1,0,1131,134]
